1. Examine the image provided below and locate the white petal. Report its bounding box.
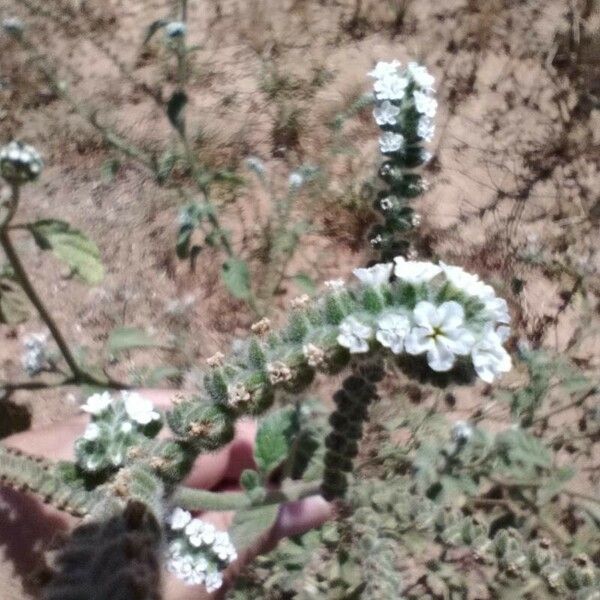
[83,423,100,441]
[436,301,465,330]
[170,507,192,530]
[427,341,455,371]
[405,327,433,355]
[412,301,437,330]
[442,327,475,355]
[353,263,393,286]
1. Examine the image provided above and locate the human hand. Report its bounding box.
[0,390,333,599]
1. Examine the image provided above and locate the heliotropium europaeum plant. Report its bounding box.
[0,52,522,597]
[0,254,512,593]
[367,60,436,262]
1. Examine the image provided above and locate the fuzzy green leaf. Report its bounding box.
[221,258,252,300]
[229,504,279,549]
[167,91,187,134]
[108,327,160,355]
[254,407,300,476]
[292,272,316,295]
[0,275,29,324]
[28,219,104,285]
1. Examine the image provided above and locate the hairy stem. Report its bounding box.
[171,480,322,511]
[0,186,110,387]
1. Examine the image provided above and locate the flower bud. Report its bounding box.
[0,141,43,184]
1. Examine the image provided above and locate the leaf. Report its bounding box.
[221,258,252,301]
[0,276,29,324]
[176,203,205,260]
[167,91,187,135]
[143,19,168,45]
[157,149,178,184]
[229,504,279,550]
[240,469,261,491]
[254,407,300,476]
[108,327,160,356]
[28,220,104,285]
[100,158,120,182]
[292,272,316,295]
[143,365,181,386]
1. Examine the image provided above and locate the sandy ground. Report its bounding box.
[0,0,599,597]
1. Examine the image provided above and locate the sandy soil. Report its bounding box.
[0,0,599,597]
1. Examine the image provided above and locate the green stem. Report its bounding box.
[0,186,110,388]
[171,480,322,512]
[18,36,155,170]
[531,385,598,425]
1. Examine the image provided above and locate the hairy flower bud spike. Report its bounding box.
[367,60,436,263]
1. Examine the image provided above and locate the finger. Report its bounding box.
[184,419,257,490]
[212,495,334,599]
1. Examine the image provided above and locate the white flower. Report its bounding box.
[393,256,442,284]
[414,91,438,118]
[122,391,160,425]
[120,421,134,433]
[324,278,345,291]
[376,312,411,354]
[368,60,401,80]
[418,117,435,142]
[169,507,192,530]
[288,171,304,189]
[407,62,435,91]
[482,296,510,324]
[21,332,48,376]
[82,423,101,441]
[373,100,400,126]
[205,571,224,593]
[471,325,512,383]
[81,392,113,415]
[405,301,475,371]
[374,74,408,100]
[168,516,236,589]
[245,156,265,176]
[380,196,394,210]
[187,519,217,547]
[370,234,383,246]
[337,316,373,354]
[451,420,473,443]
[379,131,404,153]
[165,21,186,38]
[440,262,482,294]
[353,263,393,286]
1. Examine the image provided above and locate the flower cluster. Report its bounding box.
[0,141,44,184]
[367,60,437,262]
[75,391,162,472]
[21,332,49,376]
[166,508,237,591]
[336,259,511,382]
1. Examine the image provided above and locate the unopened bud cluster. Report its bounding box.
[75,392,162,473]
[321,372,380,501]
[367,61,436,261]
[166,508,237,591]
[0,141,43,184]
